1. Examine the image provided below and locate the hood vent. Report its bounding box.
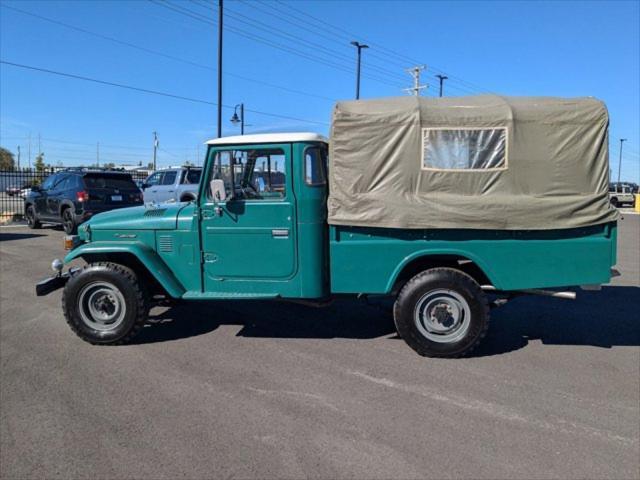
[144,208,167,217]
[158,235,173,253]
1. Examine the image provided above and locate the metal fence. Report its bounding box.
[0,167,150,222]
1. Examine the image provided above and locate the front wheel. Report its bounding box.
[25,205,41,229]
[62,262,149,345]
[62,208,77,234]
[394,268,489,358]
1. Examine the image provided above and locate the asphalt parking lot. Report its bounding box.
[1,215,639,479]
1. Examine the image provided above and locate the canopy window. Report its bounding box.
[422,128,507,171]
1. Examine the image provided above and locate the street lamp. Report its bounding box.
[435,74,448,97]
[617,138,627,184]
[350,41,369,100]
[230,103,244,135]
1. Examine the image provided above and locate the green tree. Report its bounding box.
[0,147,16,170]
[34,153,46,172]
[103,162,116,169]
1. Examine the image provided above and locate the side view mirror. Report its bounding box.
[210,179,227,202]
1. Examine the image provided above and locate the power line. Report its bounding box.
[2,3,337,103]
[149,0,403,88]
[0,60,330,126]
[192,0,409,83]
[272,0,492,95]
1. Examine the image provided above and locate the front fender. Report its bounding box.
[64,241,186,298]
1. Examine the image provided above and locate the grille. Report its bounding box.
[158,236,173,253]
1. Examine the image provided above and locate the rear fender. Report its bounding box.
[64,241,186,298]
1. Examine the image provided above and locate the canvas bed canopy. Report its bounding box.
[327,95,618,230]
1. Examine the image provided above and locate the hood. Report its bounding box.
[86,203,189,230]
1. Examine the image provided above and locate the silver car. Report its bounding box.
[142,167,202,204]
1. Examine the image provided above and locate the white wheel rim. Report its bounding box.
[413,289,471,343]
[77,281,126,332]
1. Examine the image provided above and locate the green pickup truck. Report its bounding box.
[36,96,619,357]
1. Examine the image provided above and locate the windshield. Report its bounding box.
[83,174,137,190]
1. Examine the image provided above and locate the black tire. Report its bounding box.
[393,268,489,358]
[25,205,41,229]
[62,207,77,234]
[180,193,196,202]
[62,262,149,345]
[610,197,619,208]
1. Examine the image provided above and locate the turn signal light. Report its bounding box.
[76,191,89,202]
[64,235,78,250]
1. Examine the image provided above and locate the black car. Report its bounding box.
[24,169,143,234]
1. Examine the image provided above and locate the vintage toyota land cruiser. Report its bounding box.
[36,96,619,357]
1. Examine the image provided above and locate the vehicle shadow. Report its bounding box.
[133,286,640,356]
[472,285,640,356]
[133,298,395,345]
[0,232,46,241]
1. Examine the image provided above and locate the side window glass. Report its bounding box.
[161,171,177,185]
[55,176,70,190]
[304,147,326,186]
[41,174,57,190]
[209,148,286,201]
[146,172,162,186]
[422,128,507,170]
[185,169,201,184]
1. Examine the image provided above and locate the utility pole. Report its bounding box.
[28,133,31,169]
[38,133,41,157]
[435,74,448,97]
[403,65,427,96]
[617,138,627,183]
[217,0,223,138]
[350,41,369,100]
[17,145,21,170]
[96,142,100,167]
[153,131,158,171]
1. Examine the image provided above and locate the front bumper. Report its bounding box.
[35,269,77,296]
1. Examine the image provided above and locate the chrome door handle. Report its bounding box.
[272,229,289,238]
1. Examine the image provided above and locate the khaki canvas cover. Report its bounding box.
[328,96,618,230]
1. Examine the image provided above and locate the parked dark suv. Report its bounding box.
[24,169,143,234]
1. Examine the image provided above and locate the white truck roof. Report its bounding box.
[206,132,328,145]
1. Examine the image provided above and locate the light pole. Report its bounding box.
[217,0,223,138]
[436,74,448,97]
[617,138,627,183]
[350,41,369,100]
[230,103,245,135]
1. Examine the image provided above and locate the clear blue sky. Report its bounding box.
[1,0,638,180]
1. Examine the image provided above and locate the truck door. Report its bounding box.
[199,144,297,291]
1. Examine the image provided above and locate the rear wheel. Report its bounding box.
[394,268,489,358]
[62,208,77,234]
[25,205,41,229]
[180,193,197,202]
[62,262,149,345]
[610,197,619,208]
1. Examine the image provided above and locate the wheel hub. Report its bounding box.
[78,281,126,331]
[414,289,471,343]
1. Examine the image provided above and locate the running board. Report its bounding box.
[481,285,576,300]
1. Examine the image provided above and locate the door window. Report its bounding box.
[145,172,163,186]
[210,148,286,201]
[161,171,177,185]
[41,174,58,191]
